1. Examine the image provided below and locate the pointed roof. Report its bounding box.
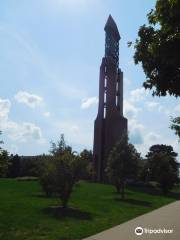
[104,15,120,41]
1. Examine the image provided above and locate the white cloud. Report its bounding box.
[0,98,11,121]
[158,105,170,116]
[14,91,43,108]
[128,119,144,145]
[146,132,161,142]
[145,101,171,116]
[43,111,50,117]
[124,77,132,87]
[0,97,43,144]
[174,104,180,114]
[6,122,43,142]
[55,119,93,147]
[124,100,141,119]
[81,97,98,109]
[146,101,160,111]
[130,87,148,102]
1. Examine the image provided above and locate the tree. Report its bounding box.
[0,131,4,152]
[39,158,56,197]
[0,150,9,177]
[80,149,94,180]
[134,0,180,139]
[0,131,9,177]
[49,134,72,156]
[40,152,87,208]
[170,117,180,139]
[8,154,21,178]
[80,149,93,163]
[106,135,141,200]
[146,144,179,194]
[134,0,180,97]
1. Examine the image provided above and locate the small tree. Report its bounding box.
[106,135,140,200]
[53,153,86,208]
[146,144,179,194]
[80,149,94,180]
[39,158,55,197]
[40,152,87,208]
[49,134,72,156]
[0,150,9,177]
[0,131,9,177]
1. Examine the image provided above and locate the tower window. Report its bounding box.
[104,76,107,88]
[103,107,106,119]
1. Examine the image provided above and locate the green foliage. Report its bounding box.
[0,131,9,177]
[80,149,94,180]
[80,149,93,163]
[0,150,9,177]
[106,135,141,199]
[146,144,179,194]
[134,0,180,97]
[8,154,21,178]
[49,134,72,156]
[0,131,3,151]
[170,116,180,139]
[40,153,87,208]
[39,158,56,197]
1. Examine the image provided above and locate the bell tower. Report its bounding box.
[93,15,128,182]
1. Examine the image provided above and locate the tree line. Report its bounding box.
[0,132,179,208]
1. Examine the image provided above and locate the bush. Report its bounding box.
[40,153,87,207]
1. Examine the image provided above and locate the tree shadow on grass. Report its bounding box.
[115,197,152,207]
[128,186,180,200]
[43,206,93,220]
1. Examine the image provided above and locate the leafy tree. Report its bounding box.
[0,131,4,151]
[80,149,93,163]
[0,131,9,177]
[49,134,72,156]
[146,144,179,194]
[134,0,180,139]
[39,158,55,197]
[80,149,94,180]
[106,135,141,199]
[0,150,9,177]
[134,0,180,97]
[40,152,87,208]
[8,154,21,178]
[170,117,180,139]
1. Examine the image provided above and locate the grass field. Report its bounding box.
[0,179,179,240]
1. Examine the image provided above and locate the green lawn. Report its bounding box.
[0,179,179,240]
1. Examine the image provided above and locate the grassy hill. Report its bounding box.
[0,179,179,240]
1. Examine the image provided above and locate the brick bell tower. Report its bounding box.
[93,15,128,182]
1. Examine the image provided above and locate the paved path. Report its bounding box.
[84,201,180,240]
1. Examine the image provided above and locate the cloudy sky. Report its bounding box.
[0,0,179,159]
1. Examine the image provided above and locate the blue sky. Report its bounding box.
[0,0,179,159]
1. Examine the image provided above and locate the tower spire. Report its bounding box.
[104,15,120,41]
